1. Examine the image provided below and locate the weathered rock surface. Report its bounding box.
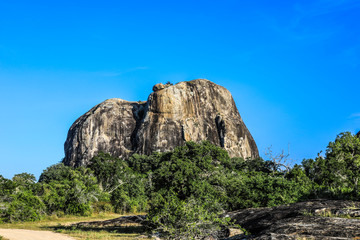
[63,79,258,167]
[63,99,146,166]
[227,199,360,239]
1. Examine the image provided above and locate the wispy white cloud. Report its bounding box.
[265,0,360,42]
[294,0,360,19]
[349,113,360,119]
[268,21,334,41]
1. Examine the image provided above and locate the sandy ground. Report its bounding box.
[0,229,76,240]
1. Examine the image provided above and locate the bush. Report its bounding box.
[1,190,45,222]
[39,164,101,215]
[92,201,114,213]
[3,131,359,230]
[147,141,233,239]
[88,152,130,193]
[88,152,149,213]
[301,132,360,199]
[110,173,148,213]
[0,175,16,201]
[225,171,310,210]
[148,191,230,240]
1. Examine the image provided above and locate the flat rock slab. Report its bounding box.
[0,229,76,240]
[228,200,360,239]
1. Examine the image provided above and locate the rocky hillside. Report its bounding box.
[63,79,258,167]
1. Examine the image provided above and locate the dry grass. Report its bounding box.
[0,213,149,240]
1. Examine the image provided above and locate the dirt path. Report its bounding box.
[0,229,76,240]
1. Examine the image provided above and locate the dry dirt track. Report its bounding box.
[0,229,76,240]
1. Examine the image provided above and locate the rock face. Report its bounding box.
[63,79,258,167]
[227,200,360,239]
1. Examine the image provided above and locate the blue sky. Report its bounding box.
[0,0,359,179]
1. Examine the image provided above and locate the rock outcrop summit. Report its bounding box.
[63,79,259,167]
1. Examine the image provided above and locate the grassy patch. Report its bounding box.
[0,213,149,240]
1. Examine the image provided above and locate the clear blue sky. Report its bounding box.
[1,0,359,180]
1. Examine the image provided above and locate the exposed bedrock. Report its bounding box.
[63,79,259,167]
[227,199,360,239]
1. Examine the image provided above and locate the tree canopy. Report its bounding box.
[1,132,360,239]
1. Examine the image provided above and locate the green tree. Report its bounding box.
[147,141,234,239]
[12,173,36,186]
[0,174,45,222]
[0,175,16,200]
[39,163,101,215]
[301,132,360,199]
[325,132,360,190]
[89,152,137,193]
[1,190,45,222]
[88,152,149,213]
[110,172,148,213]
[149,191,229,240]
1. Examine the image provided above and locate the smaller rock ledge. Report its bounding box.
[152,83,165,92]
[227,199,360,239]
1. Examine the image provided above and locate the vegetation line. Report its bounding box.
[1,131,360,239]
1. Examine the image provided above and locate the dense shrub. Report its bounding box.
[110,173,148,213]
[39,163,101,215]
[1,190,45,222]
[88,153,149,213]
[1,131,360,235]
[0,173,45,223]
[224,171,311,210]
[148,191,229,240]
[0,175,16,200]
[89,152,130,193]
[92,201,113,213]
[301,132,360,199]
[147,142,235,239]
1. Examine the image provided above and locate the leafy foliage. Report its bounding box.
[2,190,45,222]
[110,172,147,213]
[1,131,360,240]
[88,152,130,193]
[0,175,16,200]
[0,174,45,222]
[39,163,101,215]
[88,153,148,213]
[301,132,360,199]
[147,142,240,239]
[149,192,229,240]
[224,171,311,210]
[12,173,36,188]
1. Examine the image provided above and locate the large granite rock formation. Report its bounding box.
[63,79,258,167]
